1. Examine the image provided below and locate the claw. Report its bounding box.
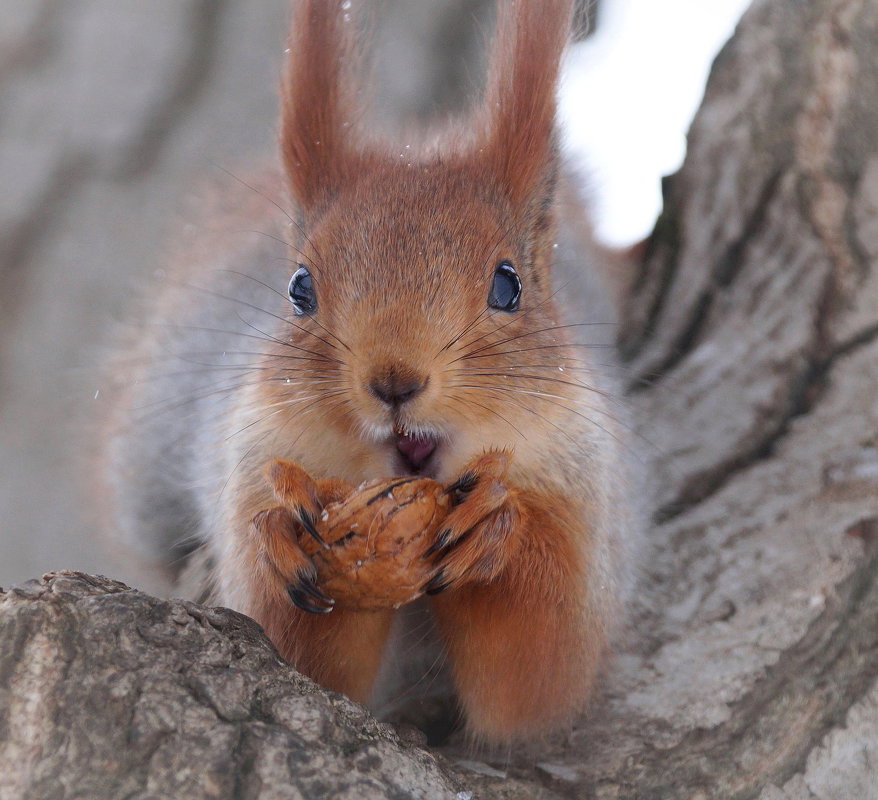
[425,569,450,595]
[424,528,451,557]
[288,585,334,614]
[444,470,479,504]
[297,506,329,550]
[298,578,335,607]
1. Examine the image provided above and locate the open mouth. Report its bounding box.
[393,426,440,476]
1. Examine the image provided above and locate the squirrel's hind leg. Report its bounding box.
[428,494,604,742]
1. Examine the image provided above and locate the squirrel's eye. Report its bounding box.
[288,265,316,315]
[488,261,521,312]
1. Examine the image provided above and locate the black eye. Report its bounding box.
[488,261,521,312]
[288,265,316,315]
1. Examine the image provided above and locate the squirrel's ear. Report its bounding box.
[482,0,573,213]
[280,0,356,213]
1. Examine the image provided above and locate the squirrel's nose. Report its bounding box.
[368,366,428,408]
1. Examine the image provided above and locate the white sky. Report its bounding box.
[559,0,754,245]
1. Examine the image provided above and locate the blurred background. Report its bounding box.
[0,0,750,594]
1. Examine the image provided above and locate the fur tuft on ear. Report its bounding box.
[280,0,358,213]
[482,0,573,211]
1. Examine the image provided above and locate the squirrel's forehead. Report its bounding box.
[303,173,513,293]
[321,199,508,264]
[312,234,494,314]
[326,227,504,287]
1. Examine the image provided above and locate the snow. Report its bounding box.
[560,0,754,245]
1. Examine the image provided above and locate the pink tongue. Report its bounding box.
[396,433,436,467]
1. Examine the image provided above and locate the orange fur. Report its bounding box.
[245,0,612,740]
[250,467,393,703]
[107,0,632,743]
[430,495,602,740]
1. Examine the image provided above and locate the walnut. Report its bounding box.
[299,476,452,610]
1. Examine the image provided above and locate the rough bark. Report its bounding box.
[2,0,878,798]
[579,0,878,796]
[0,572,463,800]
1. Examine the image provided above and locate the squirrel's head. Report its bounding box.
[264,0,578,480]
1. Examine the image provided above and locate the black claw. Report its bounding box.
[298,577,335,606]
[425,570,450,595]
[424,529,451,557]
[300,559,319,586]
[288,585,333,614]
[444,471,478,504]
[297,506,329,549]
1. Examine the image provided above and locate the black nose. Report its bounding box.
[368,366,427,408]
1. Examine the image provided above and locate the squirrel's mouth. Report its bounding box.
[393,427,439,476]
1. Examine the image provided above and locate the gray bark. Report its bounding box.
[593,0,878,796]
[0,572,460,800]
[2,0,878,798]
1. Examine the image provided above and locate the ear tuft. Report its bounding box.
[482,0,573,211]
[280,0,357,213]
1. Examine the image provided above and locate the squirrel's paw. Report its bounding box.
[266,458,333,549]
[250,505,335,614]
[424,450,521,593]
[252,458,354,613]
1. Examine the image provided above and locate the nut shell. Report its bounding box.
[300,476,451,610]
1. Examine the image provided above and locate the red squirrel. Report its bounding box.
[105,0,635,743]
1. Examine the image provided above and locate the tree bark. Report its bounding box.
[579,0,878,796]
[2,0,878,798]
[0,572,463,800]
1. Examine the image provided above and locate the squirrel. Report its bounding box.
[103,0,636,743]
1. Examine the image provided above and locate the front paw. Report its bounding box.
[424,451,522,593]
[257,458,355,613]
[265,459,332,550]
[265,460,453,611]
[250,506,335,614]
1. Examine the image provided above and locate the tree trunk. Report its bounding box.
[0,572,462,800]
[2,0,877,798]
[577,0,878,795]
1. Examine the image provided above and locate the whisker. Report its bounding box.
[256,387,348,415]
[234,313,341,363]
[460,321,618,361]
[210,411,308,537]
[451,381,615,425]
[153,322,276,345]
[209,163,326,273]
[436,215,532,355]
[121,349,341,368]
[461,385,587,456]
[455,382,646,461]
[280,393,353,434]
[436,305,496,357]
[462,361,603,376]
[161,278,340,358]
[242,228,312,262]
[131,383,254,422]
[235,312,339,363]
[381,635,451,714]
[454,277,576,353]
[122,364,278,386]
[448,392,527,440]
[461,359,659,382]
[457,370,614,402]
[132,376,342,421]
[225,389,348,441]
[216,269,354,354]
[461,342,614,360]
